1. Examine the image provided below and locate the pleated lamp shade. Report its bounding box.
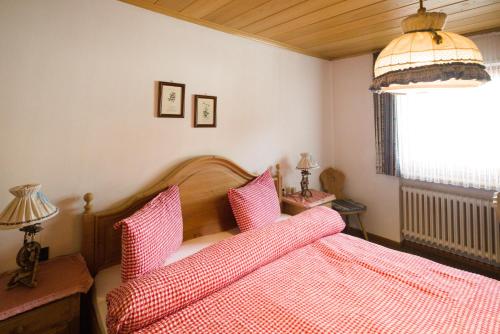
[296,153,319,170]
[0,184,59,230]
[371,5,490,93]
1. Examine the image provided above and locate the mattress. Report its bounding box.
[92,214,291,334]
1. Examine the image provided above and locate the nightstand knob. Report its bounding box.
[14,325,25,334]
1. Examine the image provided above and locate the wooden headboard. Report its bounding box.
[81,156,282,275]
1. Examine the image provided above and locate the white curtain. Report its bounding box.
[396,33,500,191]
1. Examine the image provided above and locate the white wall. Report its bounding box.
[0,0,333,272]
[330,55,401,242]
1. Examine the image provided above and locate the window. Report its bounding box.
[396,71,500,190]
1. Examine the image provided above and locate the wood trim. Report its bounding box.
[239,0,345,34]
[82,155,282,275]
[402,240,500,280]
[180,0,235,20]
[310,9,500,54]
[266,0,417,42]
[82,195,97,280]
[224,0,305,30]
[86,294,103,334]
[117,0,500,60]
[284,1,496,49]
[321,10,500,57]
[118,0,327,59]
[344,227,499,279]
[344,227,401,250]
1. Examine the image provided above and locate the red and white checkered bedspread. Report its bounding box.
[107,207,500,334]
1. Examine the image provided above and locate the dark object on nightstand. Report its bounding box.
[320,168,369,240]
[0,254,93,334]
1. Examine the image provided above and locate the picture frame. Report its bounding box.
[158,81,185,118]
[194,95,217,128]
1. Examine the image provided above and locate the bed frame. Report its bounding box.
[81,155,282,276]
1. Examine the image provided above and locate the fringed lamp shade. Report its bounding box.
[296,153,319,170]
[0,184,58,230]
[371,3,490,93]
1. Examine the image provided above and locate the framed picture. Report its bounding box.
[158,81,185,118]
[194,95,217,128]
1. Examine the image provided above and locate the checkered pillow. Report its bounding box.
[114,185,183,282]
[228,169,280,232]
[106,206,345,333]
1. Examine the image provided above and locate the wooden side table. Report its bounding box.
[0,254,93,334]
[282,189,336,215]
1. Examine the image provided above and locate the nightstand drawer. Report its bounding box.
[0,294,80,334]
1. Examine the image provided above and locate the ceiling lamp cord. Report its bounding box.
[416,0,442,44]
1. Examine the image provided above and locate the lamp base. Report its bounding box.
[300,170,313,199]
[7,241,41,289]
[6,224,43,289]
[301,188,313,198]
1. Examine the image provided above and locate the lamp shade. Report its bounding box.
[296,153,319,170]
[0,184,58,230]
[371,4,490,93]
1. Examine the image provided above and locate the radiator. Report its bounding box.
[401,186,499,266]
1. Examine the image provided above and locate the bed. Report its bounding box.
[82,156,284,333]
[82,156,500,334]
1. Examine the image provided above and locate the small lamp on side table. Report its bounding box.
[296,153,319,198]
[0,184,58,289]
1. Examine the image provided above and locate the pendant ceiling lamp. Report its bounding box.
[371,0,490,93]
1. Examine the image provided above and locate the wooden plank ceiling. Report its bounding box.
[120,0,500,59]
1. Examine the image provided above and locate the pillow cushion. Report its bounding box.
[114,185,183,282]
[228,170,281,232]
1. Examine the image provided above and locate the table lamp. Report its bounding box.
[0,184,58,289]
[296,153,319,198]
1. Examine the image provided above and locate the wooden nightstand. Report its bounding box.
[0,254,93,334]
[282,189,336,215]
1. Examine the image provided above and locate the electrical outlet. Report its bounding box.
[39,246,49,262]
